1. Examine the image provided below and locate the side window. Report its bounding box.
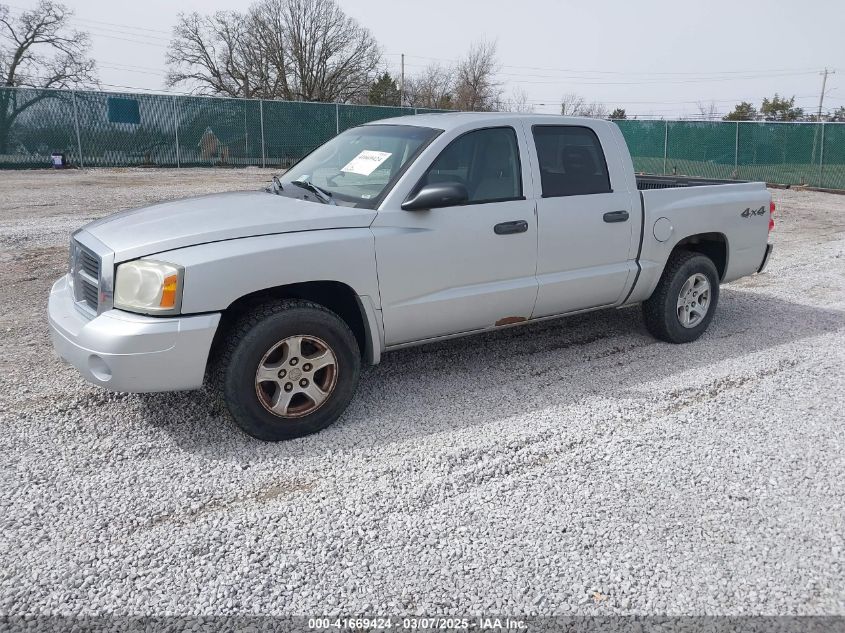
[532,126,612,197]
[420,127,522,204]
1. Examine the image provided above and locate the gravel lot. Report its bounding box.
[0,168,843,617]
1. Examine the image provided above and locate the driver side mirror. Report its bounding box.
[401,182,469,211]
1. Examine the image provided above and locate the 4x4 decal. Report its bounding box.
[741,205,766,218]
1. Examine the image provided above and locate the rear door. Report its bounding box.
[529,122,640,318]
[372,125,538,346]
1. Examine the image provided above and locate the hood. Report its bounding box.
[82,191,377,262]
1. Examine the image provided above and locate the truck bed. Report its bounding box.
[624,179,770,309]
[636,175,744,190]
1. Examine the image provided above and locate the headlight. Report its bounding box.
[114,260,183,315]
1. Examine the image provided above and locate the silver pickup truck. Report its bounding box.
[49,113,774,441]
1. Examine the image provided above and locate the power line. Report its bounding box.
[387,53,827,78]
[506,71,821,86]
[96,49,833,103]
[87,31,169,49]
[97,61,831,110]
[99,64,167,77]
[95,63,833,112]
[99,61,170,73]
[73,24,170,43]
[4,3,171,35]
[396,59,821,84]
[516,94,824,106]
[95,82,190,95]
[64,15,171,37]
[4,5,171,47]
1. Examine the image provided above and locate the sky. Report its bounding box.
[6,0,844,118]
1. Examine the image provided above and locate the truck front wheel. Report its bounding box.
[212,300,361,441]
[642,251,720,344]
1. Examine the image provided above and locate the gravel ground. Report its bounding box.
[0,168,843,617]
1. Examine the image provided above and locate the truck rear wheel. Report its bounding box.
[642,250,720,344]
[212,300,360,441]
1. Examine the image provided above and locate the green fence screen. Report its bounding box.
[2,87,844,189]
[615,119,844,189]
[0,87,426,170]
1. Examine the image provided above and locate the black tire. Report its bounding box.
[211,299,360,441]
[642,250,720,344]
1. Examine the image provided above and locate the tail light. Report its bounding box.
[769,200,775,233]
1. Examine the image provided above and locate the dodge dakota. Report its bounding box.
[49,113,775,440]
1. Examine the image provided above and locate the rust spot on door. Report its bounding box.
[495,316,527,327]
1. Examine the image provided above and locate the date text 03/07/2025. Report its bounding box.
[307,616,528,630]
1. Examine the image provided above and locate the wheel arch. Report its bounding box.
[211,281,382,367]
[669,232,729,280]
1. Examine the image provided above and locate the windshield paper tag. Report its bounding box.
[341,150,392,176]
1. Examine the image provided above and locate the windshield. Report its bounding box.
[280,124,440,207]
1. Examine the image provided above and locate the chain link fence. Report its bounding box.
[2,87,844,189]
[615,119,845,189]
[0,87,436,170]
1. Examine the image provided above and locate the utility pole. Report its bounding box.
[400,53,405,108]
[811,68,835,164]
[817,68,835,120]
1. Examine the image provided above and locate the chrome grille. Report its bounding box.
[79,248,100,279]
[70,239,101,313]
[80,278,99,307]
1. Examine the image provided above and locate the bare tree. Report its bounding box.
[279,0,381,102]
[166,11,262,97]
[249,0,292,98]
[560,93,606,118]
[0,0,97,153]
[696,100,719,121]
[580,101,608,118]
[453,39,502,111]
[505,87,533,113]
[166,0,382,103]
[404,62,454,109]
[1,1,95,88]
[560,92,586,116]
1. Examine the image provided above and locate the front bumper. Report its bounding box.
[757,243,774,273]
[48,275,220,393]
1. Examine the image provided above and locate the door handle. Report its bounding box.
[494,220,529,235]
[603,210,629,223]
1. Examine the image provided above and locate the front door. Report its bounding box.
[372,126,538,346]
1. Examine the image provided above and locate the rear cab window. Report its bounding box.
[532,126,612,197]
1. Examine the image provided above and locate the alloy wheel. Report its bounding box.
[254,335,338,418]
